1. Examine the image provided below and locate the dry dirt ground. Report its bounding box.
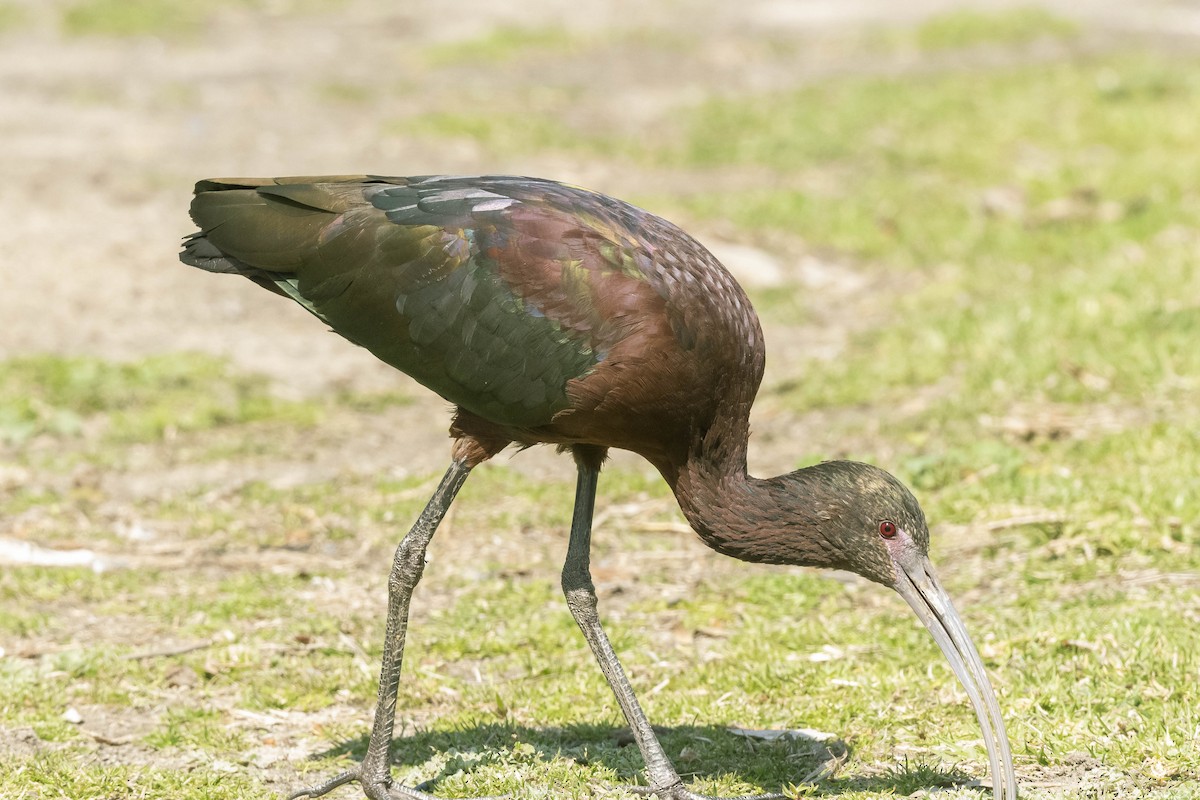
[2,0,1199,797]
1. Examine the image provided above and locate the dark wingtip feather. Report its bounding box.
[180,231,241,273]
[179,232,290,300]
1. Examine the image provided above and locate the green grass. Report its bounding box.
[5,18,1200,800]
[62,0,214,36]
[420,25,586,67]
[673,55,1200,260]
[0,2,27,33]
[402,110,639,161]
[6,435,1194,796]
[0,752,272,799]
[0,353,322,445]
[416,24,691,69]
[314,80,375,106]
[144,707,251,751]
[912,7,1079,51]
[667,54,1200,420]
[367,46,1200,795]
[60,0,339,37]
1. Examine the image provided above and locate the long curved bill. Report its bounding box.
[893,556,1018,799]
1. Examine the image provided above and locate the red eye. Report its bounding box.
[879,520,897,538]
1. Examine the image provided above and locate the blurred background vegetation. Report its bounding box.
[0,1,1197,798]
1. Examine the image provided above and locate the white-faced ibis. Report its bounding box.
[181,175,1018,800]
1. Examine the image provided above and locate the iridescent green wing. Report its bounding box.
[184,175,672,427]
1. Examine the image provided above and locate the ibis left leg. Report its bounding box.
[561,460,784,800]
[289,459,479,800]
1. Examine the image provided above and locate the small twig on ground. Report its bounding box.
[124,640,213,661]
[82,729,134,746]
[338,631,374,678]
[984,512,1069,531]
[1121,570,1200,587]
[798,745,847,784]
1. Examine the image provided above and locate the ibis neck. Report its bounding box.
[666,416,843,569]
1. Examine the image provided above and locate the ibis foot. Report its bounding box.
[625,782,787,800]
[286,767,508,800]
[285,767,429,800]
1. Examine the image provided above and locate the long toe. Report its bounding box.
[287,770,507,800]
[288,769,360,800]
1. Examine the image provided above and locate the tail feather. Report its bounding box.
[188,187,322,270]
[179,230,249,274]
[180,231,292,301]
[180,177,382,277]
[181,178,360,309]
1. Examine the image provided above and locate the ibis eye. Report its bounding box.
[879,520,898,539]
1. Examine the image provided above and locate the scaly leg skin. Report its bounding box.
[561,460,786,800]
[289,460,478,800]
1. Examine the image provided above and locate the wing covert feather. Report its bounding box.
[184,175,763,435]
[186,177,650,426]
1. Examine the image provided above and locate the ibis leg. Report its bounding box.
[561,464,783,800]
[289,460,475,800]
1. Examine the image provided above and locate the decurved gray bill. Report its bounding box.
[894,557,1018,799]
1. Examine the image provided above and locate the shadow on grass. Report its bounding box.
[298,721,981,797]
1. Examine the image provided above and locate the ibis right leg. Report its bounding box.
[289,460,472,800]
[561,462,785,800]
